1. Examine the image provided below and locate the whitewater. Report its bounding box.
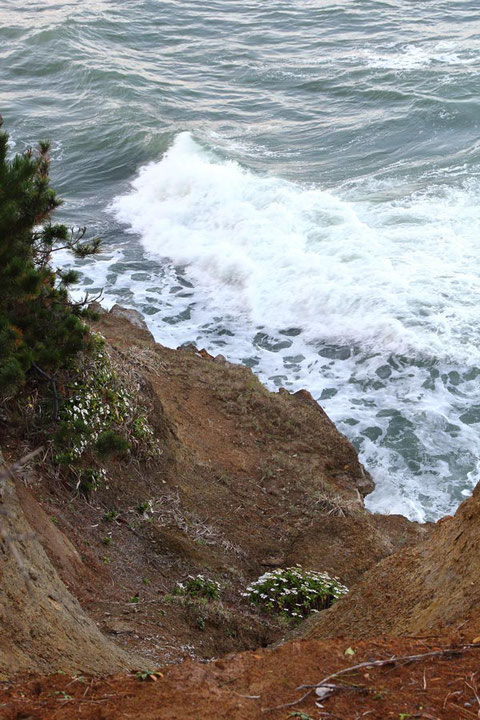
[3,0,480,521]
[110,131,480,522]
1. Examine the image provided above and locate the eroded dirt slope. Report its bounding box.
[0,471,133,680]
[0,306,428,674]
[301,481,480,640]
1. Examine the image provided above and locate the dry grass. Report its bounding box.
[142,490,245,557]
[313,490,360,518]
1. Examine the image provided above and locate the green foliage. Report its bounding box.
[95,430,130,457]
[244,566,348,621]
[53,339,157,471]
[135,670,163,682]
[172,574,221,601]
[136,500,153,515]
[0,120,101,397]
[135,671,150,681]
[196,615,205,631]
[77,467,106,496]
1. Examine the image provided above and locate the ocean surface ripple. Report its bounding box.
[2,0,480,520]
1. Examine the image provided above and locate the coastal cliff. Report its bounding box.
[2,308,477,719]
[0,306,427,678]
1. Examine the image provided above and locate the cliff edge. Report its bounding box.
[0,306,427,676]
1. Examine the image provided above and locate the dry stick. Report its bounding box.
[263,644,480,713]
[465,672,480,708]
[0,446,44,496]
[32,363,60,420]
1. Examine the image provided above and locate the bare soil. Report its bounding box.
[3,637,480,719]
[4,306,469,720]
[299,482,480,642]
[0,308,429,677]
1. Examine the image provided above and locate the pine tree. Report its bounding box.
[0,118,101,398]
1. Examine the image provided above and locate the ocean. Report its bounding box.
[2,0,480,521]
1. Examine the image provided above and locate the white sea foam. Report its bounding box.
[112,132,480,365]
[359,41,480,71]
[110,133,480,521]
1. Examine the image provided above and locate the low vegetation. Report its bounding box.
[54,336,158,480]
[245,566,348,621]
[173,574,221,601]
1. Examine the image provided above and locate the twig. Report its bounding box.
[263,645,480,713]
[59,692,130,706]
[68,289,103,308]
[32,363,59,420]
[297,647,473,690]
[0,446,44,497]
[262,688,314,712]
[444,690,462,708]
[465,672,480,708]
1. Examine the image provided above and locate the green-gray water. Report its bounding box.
[3,0,480,520]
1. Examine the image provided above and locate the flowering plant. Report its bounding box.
[244,566,348,620]
[173,574,221,600]
[55,337,156,465]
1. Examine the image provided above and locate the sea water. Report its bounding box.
[2,0,480,521]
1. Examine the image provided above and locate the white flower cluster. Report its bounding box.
[57,342,156,463]
[244,566,348,620]
[173,574,221,600]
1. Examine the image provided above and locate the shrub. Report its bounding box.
[0,119,100,398]
[95,430,130,457]
[244,566,348,620]
[173,574,221,600]
[53,338,158,470]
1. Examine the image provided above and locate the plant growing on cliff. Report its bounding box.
[0,119,101,398]
[172,574,221,600]
[54,335,159,472]
[244,566,348,621]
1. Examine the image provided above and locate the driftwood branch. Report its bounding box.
[263,644,480,712]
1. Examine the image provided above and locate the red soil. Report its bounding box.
[2,637,480,720]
